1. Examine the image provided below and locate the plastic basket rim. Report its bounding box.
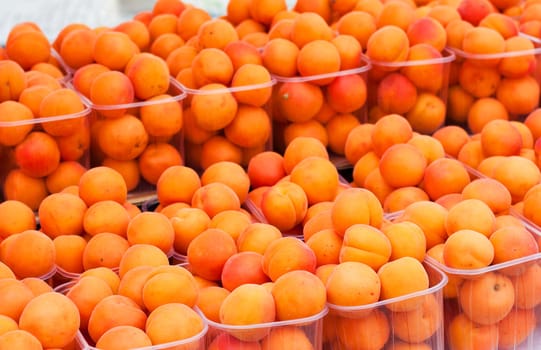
[73,77,187,111]
[77,311,209,350]
[446,44,541,60]
[326,261,448,313]
[368,47,456,68]
[0,102,91,127]
[272,55,372,83]
[424,251,541,277]
[180,78,277,95]
[58,282,209,350]
[204,305,329,331]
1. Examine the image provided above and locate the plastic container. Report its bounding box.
[205,306,328,349]
[323,261,447,350]
[54,279,209,350]
[445,36,541,129]
[76,323,208,350]
[181,79,276,173]
[0,99,91,211]
[78,78,186,205]
[426,251,541,350]
[366,48,455,135]
[271,59,371,168]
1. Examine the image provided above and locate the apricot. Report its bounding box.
[390,293,442,343]
[445,198,496,237]
[447,313,498,350]
[260,326,315,350]
[378,257,430,312]
[443,229,495,269]
[334,308,390,350]
[260,180,308,232]
[271,269,326,321]
[339,224,392,271]
[221,251,270,291]
[366,25,410,65]
[458,271,515,325]
[219,283,276,341]
[326,261,380,307]
[331,187,384,236]
[187,228,238,282]
[262,236,317,282]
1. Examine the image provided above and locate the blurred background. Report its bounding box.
[0,0,229,43]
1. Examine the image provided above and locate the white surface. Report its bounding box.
[0,0,234,44]
[0,0,148,43]
[0,0,299,45]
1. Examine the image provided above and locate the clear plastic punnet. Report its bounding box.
[271,57,371,169]
[54,274,209,350]
[205,306,328,349]
[366,48,455,136]
[72,77,187,206]
[0,93,92,211]
[445,35,541,129]
[180,78,276,173]
[323,261,447,350]
[426,251,541,350]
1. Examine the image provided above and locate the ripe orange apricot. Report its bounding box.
[118,244,170,279]
[447,313,499,350]
[83,199,131,237]
[331,187,384,236]
[146,302,205,346]
[124,52,170,100]
[52,234,86,274]
[93,30,139,71]
[127,211,175,254]
[0,230,55,279]
[443,229,495,269]
[379,143,427,188]
[422,157,471,201]
[445,198,496,237]
[378,257,430,312]
[82,232,130,270]
[389,293,442,343]
[78,166,128,207]
[271,269,326,320]
[0,279,34,322]
[95,325,153,349]
[0,200,36,239]
[142,267,199,312]
[0,329,42,350]
[87,294,147,344]
[262,236,317,282]
[66,275,114,330]
[19,291,80,348]
[459,271,515,325]
[340,224,392,271]
[326,261,381,306]
[290,156,340,205]
[187,228,238,281]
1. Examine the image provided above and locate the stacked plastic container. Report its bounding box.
[0,61,91,211]
[323,261,447,350]
[181,79,276,173]
[270,59,371,169]
[74,77,187,204]
[446,32,541,129]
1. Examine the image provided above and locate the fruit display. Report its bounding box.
[54,264,208,349]
[325,260,447,350]
[3,0,541,349]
